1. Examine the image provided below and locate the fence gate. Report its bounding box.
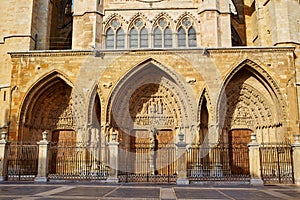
[118,143,177,183]
[187,143,250,183]
[48,142,109,181]
[260,143,294,184]
[6,142,39,181]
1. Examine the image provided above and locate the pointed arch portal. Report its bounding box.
[218,59,286,144]
[106,59,197,178]
[18,72,75,143]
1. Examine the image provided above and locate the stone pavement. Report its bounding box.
[0,183,300,200]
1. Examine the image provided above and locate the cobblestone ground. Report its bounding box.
[0,183,300,200]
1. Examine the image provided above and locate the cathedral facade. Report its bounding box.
[0,0,300,184]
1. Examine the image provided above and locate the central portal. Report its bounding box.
[117,83,179,182]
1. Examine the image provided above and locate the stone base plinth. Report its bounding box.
[176,178,189,185]
[34,177,48,182]
[250,178,264,185]
[294,178,300,186]
[106,177,119,183]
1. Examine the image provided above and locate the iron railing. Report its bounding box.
[48,142,109,180]
[118,143,177,183]
[187,143,250,183]
[6,141,39,181]
[260,143,294,184]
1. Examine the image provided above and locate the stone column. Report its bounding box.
[107,132,119,183]
[292,134,300,185]
[34,131,50,182]
[248,133,263,185]
[176,132,189,185]
[0,131,8,181]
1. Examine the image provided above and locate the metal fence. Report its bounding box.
[260,143,294,184]
[48,142,109,180]
[187,143,250,183]
[118,143,177,183]
[6,141,39,181]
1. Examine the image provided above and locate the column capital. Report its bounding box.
[37,140,49,145]
[0,140,7,145]
[292,143,300,148]
[108,141,119,146]
[247,142,260,148]
[176,142,188,148]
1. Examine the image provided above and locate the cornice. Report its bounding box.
[8,50,94,58]
[206,46,295,53]
[8,46,296,58]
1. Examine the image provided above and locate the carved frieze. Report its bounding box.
[129,84,179,129]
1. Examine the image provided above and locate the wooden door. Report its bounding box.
[228,129,251,175]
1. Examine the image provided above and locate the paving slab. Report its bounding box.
[220,189,282,200]
[0,183,300,200]
[51,186,115,197]
[174,188,227,199]
[0,185,59,195]
[106,187,160,199]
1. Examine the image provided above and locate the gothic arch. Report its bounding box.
[198,88,213,125]
[106,58,197,142]
[103,13,127,32]
[87,83,101,126]
[218,59,286,124]
[18,71,74,141]
[217,59,286,143]
[152,13,175,32]
[197,89,212,144]
[176,13,198,32]
[128,12,150,27]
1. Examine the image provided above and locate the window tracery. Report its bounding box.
[153,18,173,48]
[105,18,125,49]
[177,17,197,48]
[105,14,197,49]
[129,18,148,48]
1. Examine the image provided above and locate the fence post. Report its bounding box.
[292,134,300,185]
[34,131,49,182]
[248,133,263,185]
[107,132,119,183]
[176,132,189,185]
[0,131,8,181]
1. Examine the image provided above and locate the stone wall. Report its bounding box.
[6,47,297,143]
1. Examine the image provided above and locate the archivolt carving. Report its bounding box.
[106,59,197,129]
[128,12,150,25]
[225,84,276,130]
[103,13,127,32]
[29,83,75,131]
[224,59,286,121]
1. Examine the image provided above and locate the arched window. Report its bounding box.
[188,27,197,47]
[164,28,172,48]
[140,28,148,48]
[154,27,162,48]
[153,18,172,48]
[106,28,114,49]
[178,27,186,47]
[130,28,138,48]
[177,17,197,47]
[105,18,125,49]
[129,18,148,49]
[116,28,124,49]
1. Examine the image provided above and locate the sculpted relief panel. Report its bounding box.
[129,83,180,130]
[225,84,274,130]
[29,83,75,131]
